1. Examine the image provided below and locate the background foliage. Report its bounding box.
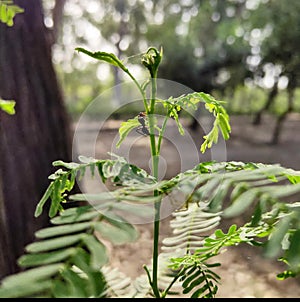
[42,0,300,119]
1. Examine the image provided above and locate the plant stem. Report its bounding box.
[152,200,161,298]
[126,70,149,112]
[147,69,163,298]
[161,267,186,298]
[157,111,170,155]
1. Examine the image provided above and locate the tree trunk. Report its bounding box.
[0,0,74,278]
[271,84,295,145]
[252,78,279,126]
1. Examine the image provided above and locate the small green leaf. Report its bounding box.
[285,229,300,269]
[199,92,225,105]
[0,99,15,114]
[59,205,92,217]
[35,221,93,238]
[34,182,54,217]
[70,247,109,297]
[49,179,63,218]
[116,117,140,148]
[277,270,296,280]
[182,268,201,288]
[75,47,127,72]
[81,235,108,269]
[52,279,71,298]
[208,180,232,212]
[218,113,231,140]
[264,183,300,199]
[67,170,77,191]
[183,275,206,294]
[200,122,219,153]
[264,216,292,259]
[0,264,63,288]
[48,168,66,180]
[78,155,99,164]
[71,248,91,273]
[250,201,263,226]
[205,263,221,268]
[94,214,138,245]
[214,229,225,238]
[190,282,212,298]
[18,248,76,267]
[286,174,300,184]
[50,210,99,225]
[0,2,24,27]
[53,160,80,170]
[25,234,83,253]
[0,4,8,23]
[0,280,52,298]
[5,5,14,26]
[230,182,249,201]
[69,192,116,202]
[223,189,258,218]
[60,268,89,297]
[164,104,184,135]
[227,224,237,235]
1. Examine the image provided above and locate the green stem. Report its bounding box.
[152,202,161,298]
[149,75,156,113]
[156,110,170,155]
[143,264,153,287]
[148,70,158,179]
[146,69,162,298]
[126,69,149,112]
[148,74,158,163]
[161,267,186,298]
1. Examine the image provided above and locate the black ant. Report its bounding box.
[136,112,150,136]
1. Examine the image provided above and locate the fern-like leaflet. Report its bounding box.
[1,158,300,298]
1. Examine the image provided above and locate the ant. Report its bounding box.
[136,112,150,136]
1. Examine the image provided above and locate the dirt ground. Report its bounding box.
[73,113,300,298]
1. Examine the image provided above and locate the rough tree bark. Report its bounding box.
[0,0,75,278]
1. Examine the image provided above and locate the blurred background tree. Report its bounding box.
[249,0,300,143]
[0,0,76,278]
[48,0,299,140]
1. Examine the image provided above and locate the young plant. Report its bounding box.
[1,47,300,298]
